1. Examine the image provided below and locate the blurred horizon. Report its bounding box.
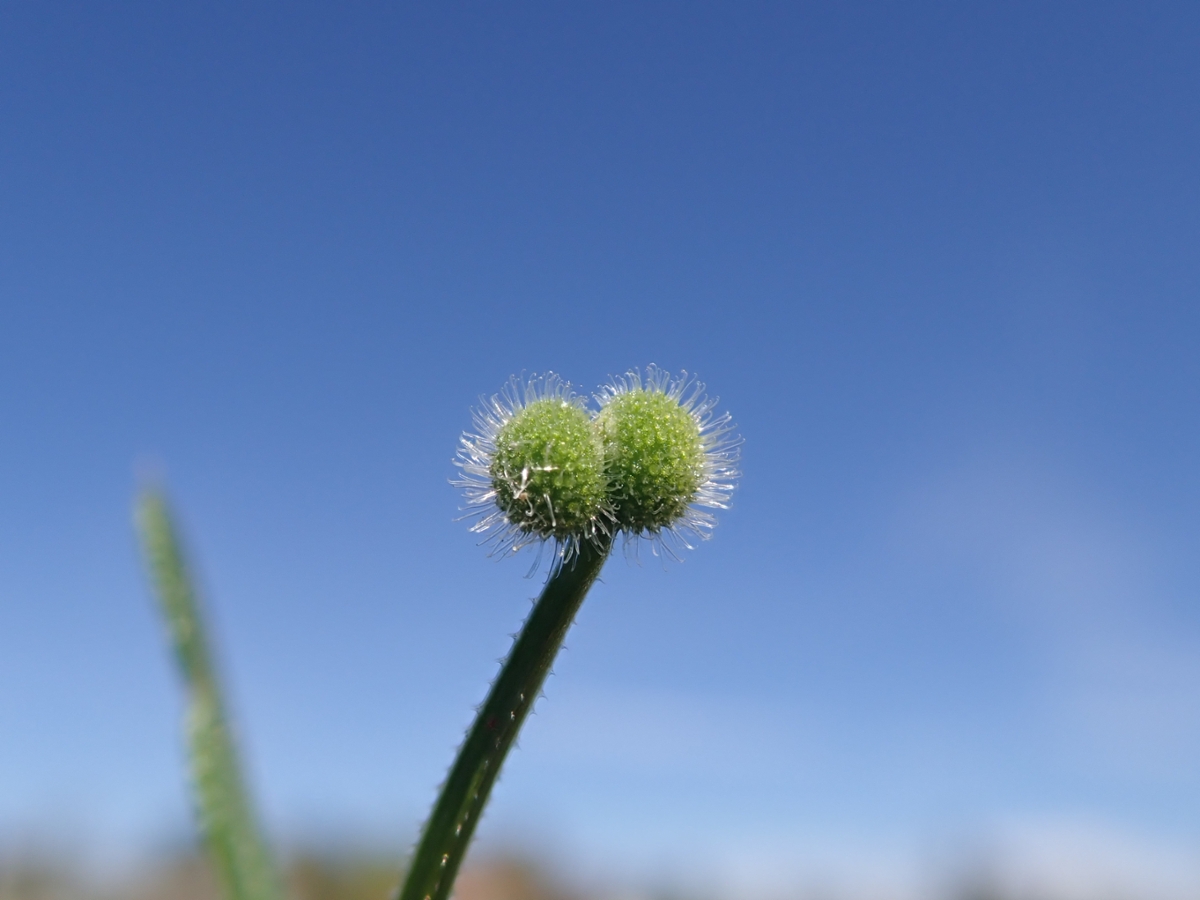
[3,3,1200,899]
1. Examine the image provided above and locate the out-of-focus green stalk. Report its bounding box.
[396,535,613,900]
[137,490,282,900]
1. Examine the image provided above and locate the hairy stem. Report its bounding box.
[136,491,282,900]
[397,537,612,900]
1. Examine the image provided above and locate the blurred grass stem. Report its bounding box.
[137,491,282,900]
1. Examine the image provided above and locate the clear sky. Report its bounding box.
[2,3,1199,898]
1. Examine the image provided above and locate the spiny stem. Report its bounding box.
[396,537,613,900]
[136,490,282,900]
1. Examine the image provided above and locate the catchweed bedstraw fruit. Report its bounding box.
[597,365,740,554]
[400,367,739,900]
[455,373,610,561]
[454,367,740,562]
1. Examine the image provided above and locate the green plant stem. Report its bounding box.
[137,491,282,900]
[397,536,613,900]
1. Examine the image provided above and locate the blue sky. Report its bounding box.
[2,3,1200,896]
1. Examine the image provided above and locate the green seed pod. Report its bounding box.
[455,374,609,559]
[595,366,740,546]
[490,397,606,538]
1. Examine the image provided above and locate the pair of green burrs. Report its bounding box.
[454,366,740,562]
[404,366,740,900]
[136,365,738,900]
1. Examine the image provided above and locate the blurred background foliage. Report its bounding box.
[0,855,576,900]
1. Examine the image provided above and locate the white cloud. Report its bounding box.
[890,452,1200,780]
